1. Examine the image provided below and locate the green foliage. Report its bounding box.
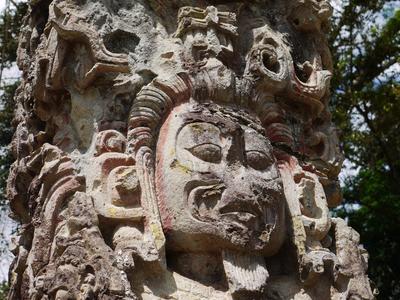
[0,82,18,209]
[0,1,28,288]
[330,1,400,299]
[337,166,400,298]
[0,2,28,207]
[0,282,9,300]
[0,2,28,69]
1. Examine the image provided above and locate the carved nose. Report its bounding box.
[217,175,266,226]
[220,169,259,206]
[225,128,246,165]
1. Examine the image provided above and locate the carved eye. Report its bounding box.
[246,150,273,170]
[186,143,222,163]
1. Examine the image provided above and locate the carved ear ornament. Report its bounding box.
[50,17,130,90]
[128,73,192,155]
[246,32,331,117]
[34,4,131,108]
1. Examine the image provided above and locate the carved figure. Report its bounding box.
[8,1,375,299]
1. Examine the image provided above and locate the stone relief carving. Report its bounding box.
[8,0,375,299]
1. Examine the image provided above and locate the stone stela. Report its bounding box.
[7,1,375,299]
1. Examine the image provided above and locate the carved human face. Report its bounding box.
[155,102,286,255]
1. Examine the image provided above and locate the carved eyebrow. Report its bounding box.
[182,112,242,134]
[185,142,221,149]
[177,122,222,149]
[245,149,269,156]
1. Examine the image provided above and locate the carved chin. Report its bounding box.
[187,182,278,250]
[219,214,278,251]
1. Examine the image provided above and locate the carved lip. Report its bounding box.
[218,200,277,230]
[219,200,263,219]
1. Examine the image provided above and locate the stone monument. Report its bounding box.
[7,0,375,299]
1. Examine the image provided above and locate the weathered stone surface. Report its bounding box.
[7,0,375,299]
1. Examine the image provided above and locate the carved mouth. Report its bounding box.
[219,201,263,218]
[219,200,276,230]
[186,181,277,234]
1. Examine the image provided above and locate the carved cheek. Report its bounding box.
[155,112,181,230]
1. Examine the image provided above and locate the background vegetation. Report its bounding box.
[330,1,400,299]
[0,1,27,298]
[0,1,399,299]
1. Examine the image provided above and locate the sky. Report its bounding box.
[0,0,23,11]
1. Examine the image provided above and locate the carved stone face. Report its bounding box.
[155,102,286,255]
